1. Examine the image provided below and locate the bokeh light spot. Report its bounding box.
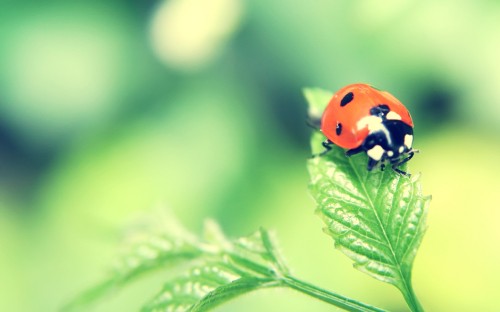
[149,0,243,70]
[0,5,133,146]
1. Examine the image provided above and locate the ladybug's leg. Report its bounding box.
[320,140,333,156]
[311,139,334,158]
[399,150,415,165]
[392,167,409,176]
[391,151,414,176]
[367,157,379,171]
[345,146,364,157]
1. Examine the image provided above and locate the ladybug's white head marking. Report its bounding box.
[356,115,383,132]
[386,111,402,120]
[404,134,413,148]
[367,145,385,161]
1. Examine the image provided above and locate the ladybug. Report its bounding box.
[319,83,415,176]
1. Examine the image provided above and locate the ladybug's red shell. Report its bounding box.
[321,83,413,149]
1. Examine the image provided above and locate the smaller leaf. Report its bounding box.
[189,277,276,312]
[142,260,277,312]
[303,87,332,120]
[65,211,290,312]
[141,225,289,311]
[66,209,389,312]
[62,212,203,311]
[259,228,290,276]
[202,219,232,250]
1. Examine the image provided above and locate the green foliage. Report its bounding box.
[140,221,284,312]
[304,88,431,312]
[64,211,387,312]
[63,213,284,312]
[65,88,431,312]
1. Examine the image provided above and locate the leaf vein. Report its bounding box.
[321,210,383,241]
[399,197,428,267]
[345,156,410,294]
[395,183,416,251]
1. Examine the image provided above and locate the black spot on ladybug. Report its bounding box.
[370,104,390,117]
[336,122,342,135]
[340,92,354,107]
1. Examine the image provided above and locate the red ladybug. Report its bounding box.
[319,83,415,176]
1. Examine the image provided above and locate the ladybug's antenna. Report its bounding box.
[306,117,321,130]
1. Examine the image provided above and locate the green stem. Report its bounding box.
[281,275,388,312]
[401,281,424,312]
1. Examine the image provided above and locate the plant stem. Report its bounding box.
[280,275,388,312]
[401,281,424,312]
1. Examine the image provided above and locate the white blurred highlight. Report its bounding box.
[0,7,130,145]
[150,0,243,70]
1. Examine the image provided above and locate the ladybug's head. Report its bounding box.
[357,104,414,172]
[384,136,413,161]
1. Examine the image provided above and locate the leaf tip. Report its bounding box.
[303,87,332,120]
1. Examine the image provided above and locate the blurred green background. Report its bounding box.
[1,0,500,311]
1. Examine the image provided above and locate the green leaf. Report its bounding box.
[189,277,276,312]
[141,223,288,311]
[62,212,204,311]
[142,261,277,312]
[305,88,431,312]
[64,211,290,312]
[65,208,391,312]
[303,87,333,121]
[258,228,290,276]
